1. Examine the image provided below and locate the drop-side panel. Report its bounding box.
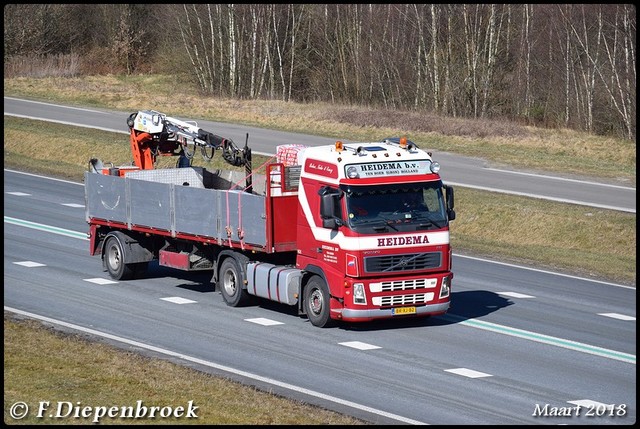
[85,171,267,248]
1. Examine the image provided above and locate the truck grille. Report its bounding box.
[372,293,435,306]
[364,252,442,273]
[370,278,438,292]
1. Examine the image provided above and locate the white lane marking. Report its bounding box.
[13,261,46,267]
[444,181,635,213]
[4,306,427,425]
[598,313,635,321]
[484,167,635,190]
[339,341,382,351]
[5,113,128,134]
[497,292,535,299]
[161,297,197,305]
[444,368,492,379]
[5,168,82,185]
[4,96,106,113]
[84,278,118,285]
[567,399,615,411]
[455,253,635,290]
[62,203,85,208]
[245,318,285,326]
[7,191,31,196]
[445,314,636,364]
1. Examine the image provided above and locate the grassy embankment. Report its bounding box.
[3,74,635,425]
[4,315,368,425]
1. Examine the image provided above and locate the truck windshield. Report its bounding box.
[343,182,448,234]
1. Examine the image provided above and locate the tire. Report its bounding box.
[218,257,250,307]
[104,235,135,280]
[304,276,335,328]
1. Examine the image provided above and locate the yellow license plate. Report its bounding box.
[392,306,416,315]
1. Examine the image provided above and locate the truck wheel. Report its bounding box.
[304,276,335,328]
[219,257,250,307]
[104,235,135,280]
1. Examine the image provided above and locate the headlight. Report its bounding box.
[353,283,366,305]
[440,276,451,298]
[430,161,440,174]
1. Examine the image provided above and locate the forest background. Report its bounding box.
[4,4,636,141]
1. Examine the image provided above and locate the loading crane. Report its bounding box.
[126,110,249,170]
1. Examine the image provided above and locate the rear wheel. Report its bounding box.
[104,235,135,280]
[304,276,335,328]
[218,257,250,307]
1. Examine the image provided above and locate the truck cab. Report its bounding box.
[294,137,455,326]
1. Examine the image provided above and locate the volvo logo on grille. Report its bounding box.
[398,258,410,267]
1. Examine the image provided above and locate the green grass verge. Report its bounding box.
[4,315,368,425]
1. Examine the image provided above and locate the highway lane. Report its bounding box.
[4,96,636,213]
[4,170,636,424]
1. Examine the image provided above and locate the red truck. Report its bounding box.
[85,110,456,327]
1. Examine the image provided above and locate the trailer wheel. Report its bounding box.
[304,276,335,328]
[219,257,250,307]
[104,235,135,280]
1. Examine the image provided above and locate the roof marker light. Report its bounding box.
[335,141,343,152]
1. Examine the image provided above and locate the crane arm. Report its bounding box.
[126,110,248,170]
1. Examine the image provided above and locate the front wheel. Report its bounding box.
[304,276,335,328]
[218,257,250,307]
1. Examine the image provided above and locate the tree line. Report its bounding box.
[3,4,636,140]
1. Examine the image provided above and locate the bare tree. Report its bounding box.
[595,4,636,139]
[4,4,635,139]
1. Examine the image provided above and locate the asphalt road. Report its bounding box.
[4,169,636,425]
[4,96,636,213]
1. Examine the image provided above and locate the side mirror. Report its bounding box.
[319,188,343,230]
[444,185,455,210]
[320,193,335,219]
[444,185,455,221]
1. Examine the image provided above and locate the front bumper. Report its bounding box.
[336,301,450,322]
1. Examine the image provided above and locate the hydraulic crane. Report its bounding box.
[126,110,249,170]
